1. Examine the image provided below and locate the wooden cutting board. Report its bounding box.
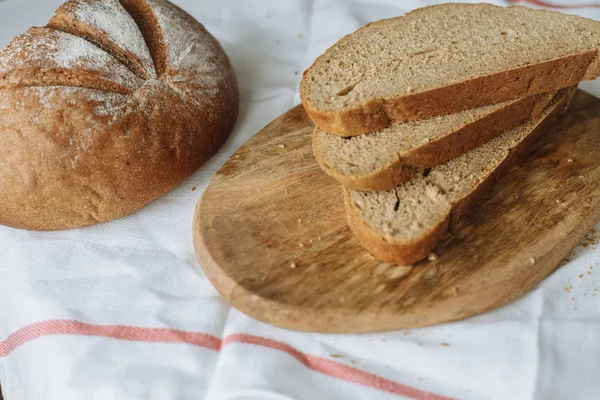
[193,90,600,334]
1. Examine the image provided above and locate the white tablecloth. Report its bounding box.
[1,1,600,399]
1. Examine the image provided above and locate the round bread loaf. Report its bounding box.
[0,0,239,231]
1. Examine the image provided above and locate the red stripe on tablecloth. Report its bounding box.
[509,0,600,8]
[0,320,452,400]
[223,334,452,400]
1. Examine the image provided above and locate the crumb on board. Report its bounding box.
[530,257,536,265]
[299,243,305,248]
[290,263,296,269]
[234,154,241,159]
[440,343,450,347]
[452,286,459,296]
[373,284,386,294]
[427,252,438,261]
[568,159,574,163]
[298,33,304,38]
[297,218,302,223]
[330,354,342,358]
[278,144,286,149]
[192,187,197,191]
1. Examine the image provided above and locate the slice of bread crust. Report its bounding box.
[301,4,600,136]
[314,91,555,191]
[344,87,575,265]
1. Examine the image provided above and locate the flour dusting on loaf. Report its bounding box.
[0,27,143,92]
[146,0,233,90]
[65,0,156,77]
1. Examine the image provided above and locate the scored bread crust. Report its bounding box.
[313,91,555,192]
[0,0,239,231]
[300,4,600,136]
[343,87,574,265]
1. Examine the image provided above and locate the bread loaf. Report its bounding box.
[301,3,600,136]
[314,92,554,191]
[0,0,239,230]
[344,87,575,265]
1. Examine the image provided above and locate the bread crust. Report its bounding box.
[314,92,555,191]
[0,0,239,230]
[344,186,450,265]
[343,88,574,265]
[300,3,600,136]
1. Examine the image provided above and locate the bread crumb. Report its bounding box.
[298,33,304,39]
[318,236,322,241]
[556,199,561,204]
[192,187,197,191]
[290,263,296,269]
[330,354,342,358]
[530,257,536,265]
[297,218,302,223]
[427,252,439,261]
[278,144,286,149]
[387,266,412,280]
[452,286,459,295]
[373,284,386,294]
[234,154,241,159]
[309,239,314,244]
[275,40,281,45]
[440,343,450,347]
[568,159,574,163]
[299,243,305,248]
[564,283,573,293]
[579,274,584,278]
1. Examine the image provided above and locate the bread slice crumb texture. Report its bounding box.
[304,4,600,110]
[346,88,572,264]
[314,91,556,191]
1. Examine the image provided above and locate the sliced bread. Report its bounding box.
[344,87,574,265]
[301,3,600,136]
[314,91,554,191]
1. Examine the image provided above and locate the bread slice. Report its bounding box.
[344,87,574,265]
[314,91,554,191]
[301,3,600,136]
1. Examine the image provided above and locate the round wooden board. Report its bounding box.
[194,90,600,334]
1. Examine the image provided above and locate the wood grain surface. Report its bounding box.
[193,90,600,334]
